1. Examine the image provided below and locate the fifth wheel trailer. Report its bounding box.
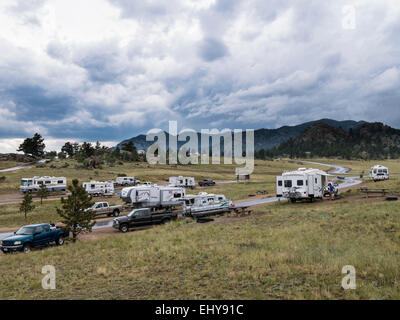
[120,185,185,209]
[276,168,331,202]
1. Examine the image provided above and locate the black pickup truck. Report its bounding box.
[198,179,216,187]
[112,208,179,233]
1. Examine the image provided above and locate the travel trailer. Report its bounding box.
[181,192,232,218]
[120,185,185,209]
[20,176,67,193]
[169,176,195,189]
[83,181,115,197]
[276,168,331,202]
[369,165,389,182]
[115,176,140,186]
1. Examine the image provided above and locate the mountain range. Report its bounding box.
[116,119,366,152]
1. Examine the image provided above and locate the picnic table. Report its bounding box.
[359,187,389,198]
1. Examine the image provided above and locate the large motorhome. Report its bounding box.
[276,168,331,202]
[169,176,195,189]
[20,176,67,193]
[120,185,185,209]
[369,165,389,182]
[181,192,232,218]
[83,181,115,197]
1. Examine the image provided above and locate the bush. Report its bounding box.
[0,176,6,183]
[118,173,127,177]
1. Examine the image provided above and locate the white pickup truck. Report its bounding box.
[88,202,123,217]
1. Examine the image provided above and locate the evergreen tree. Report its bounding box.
[56,179,96,242]
[20,193,35,220]
[37,183,50,205]
[17,133,45,158]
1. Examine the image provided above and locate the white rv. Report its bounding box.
[83,180,115,197]
[181,192,232,218]
[369,165,389,182]
[115,176,140,186]
[20,176,67,193]
[276,168,331,202]
[120,185,185,209]
[169,176,195,189]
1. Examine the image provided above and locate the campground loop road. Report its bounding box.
[0,160,362,239]
[0,160,47,173]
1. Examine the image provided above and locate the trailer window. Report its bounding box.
[278,180,282,187]
[383,169,388,173]
[58,180,64,184]
[315,178,318,183]
[173,193,182,198]
[38,181,43,185]
[284,180,292,188]
[297,180,304,186]
[91,184,95,189]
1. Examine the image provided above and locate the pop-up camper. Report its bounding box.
[369,165,389,182]
[20,176,67,193]
[83,181,115,197]
[276,168,331,202]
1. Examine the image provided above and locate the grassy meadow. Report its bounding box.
[0,157,399,299]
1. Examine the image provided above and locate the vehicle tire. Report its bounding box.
[22,243,31,253]
[55,237,65,246]
[290,198,296,203]
[162,218,171,224]
[120,224,129,233]
[113,210,120,217]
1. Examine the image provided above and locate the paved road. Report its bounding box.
[0,160,47,173]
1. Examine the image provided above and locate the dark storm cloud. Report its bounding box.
[198,38,229,62]
[0,0,400,152]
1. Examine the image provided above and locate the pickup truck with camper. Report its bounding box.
[0,223,69,253]
[86,202,123,217]
[198,179,216,187]
[113,208,179,233]
[115,176,140,186]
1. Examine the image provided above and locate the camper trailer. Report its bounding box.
[181,192,232,218]
[276,168,330,202]
[169,176,195,189]
[120,185,185,209]
[369,165,389,182]
[115,176,140,186]
[83,181,115,197]
[20,176,67,193]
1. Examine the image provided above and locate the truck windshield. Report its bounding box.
[16,226,35,235]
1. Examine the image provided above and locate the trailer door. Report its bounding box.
[308,175,314,196]
[276,176,283,197]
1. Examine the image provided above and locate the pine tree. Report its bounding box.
[20,193,35,220]
[37,183,50,205]
[56,179,96,242]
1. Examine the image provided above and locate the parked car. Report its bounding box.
[86,202,123,217]
[0,223,69,253]
[198,179,216,187]
[112,208,179,233]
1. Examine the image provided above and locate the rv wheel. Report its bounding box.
[290,198,296,203]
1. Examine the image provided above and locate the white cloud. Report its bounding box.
[0,0,400,148]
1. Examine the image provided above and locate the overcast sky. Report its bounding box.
[0,0,399,152]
